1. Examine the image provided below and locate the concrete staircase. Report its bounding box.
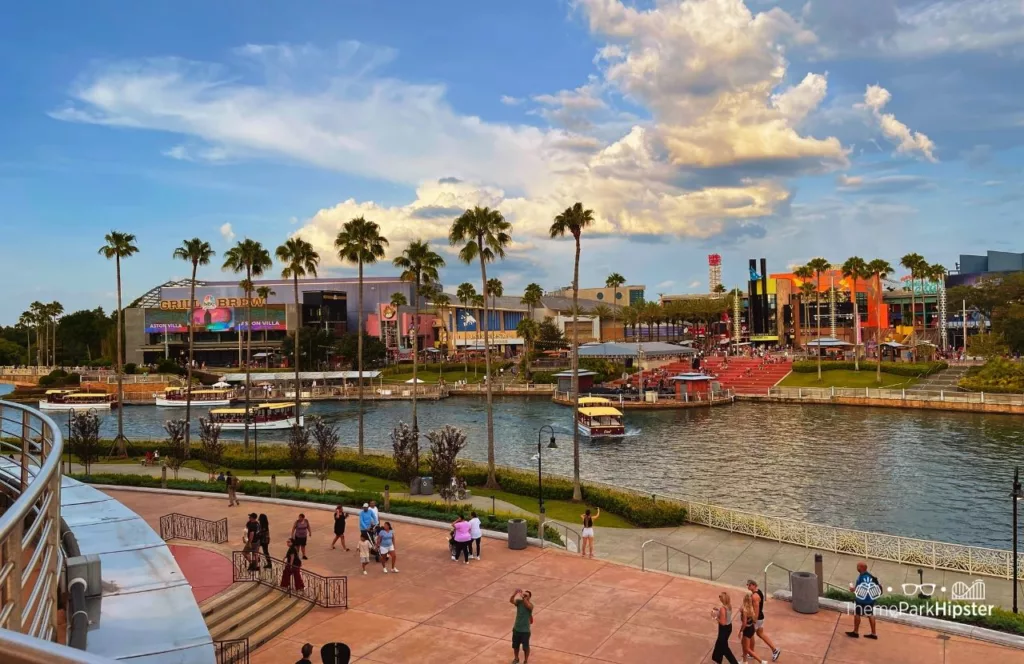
[201,582,313,653]
[663,357,792,395]
[907,364,972,393]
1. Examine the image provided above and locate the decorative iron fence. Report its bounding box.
[767,385,1024,406]
[159,513,229,544]
[215,638,249,664]
[231,552,348,608]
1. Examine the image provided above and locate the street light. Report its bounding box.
[536,425,558,516]
[1013,467,1023,613]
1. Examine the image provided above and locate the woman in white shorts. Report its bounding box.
[376,522,399,573]
[580,507,600,558]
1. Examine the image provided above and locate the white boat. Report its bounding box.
[576,400,626,438]
[38,390,116,411]
[154,387,235,407]
[209,402,307,430]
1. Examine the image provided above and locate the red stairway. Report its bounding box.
[663,357,792,395]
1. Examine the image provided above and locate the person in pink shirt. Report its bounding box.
[451,514,473,564]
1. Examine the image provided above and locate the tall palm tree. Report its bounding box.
[98,231,139,455]
[456,283,477,375]
[521,282,544,321]
[806,258,832,380]
[798,281,815,345]
[42,302,63,365]
[172,238,215,452]
[472,294,485,374]
[793,266,814,345]
[336,217,389,455]
[486,278,504,312]
[276,237,320,422]
[29,301,46,367]
[393,240,446,433]
[223,239,273,451]
[841,257,869,371]
[550,201,594,502]
[867,259,893,383]
[17,311,34,366]
[517,317,540,379]
[256,285,276,363]
[606,273,626,339]
[900,253,926,349]
[450,206,512,489]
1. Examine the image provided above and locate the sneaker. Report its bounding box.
[845,631,859,638]
[382,568,388,574]
[865,634,878,640]
[464,561,470,565]
[772,649,781,661]
[392,568,400,573]
[469,555,476,560]
[302,555,308,560]
[362,570,367,575]
[451,555,456,561]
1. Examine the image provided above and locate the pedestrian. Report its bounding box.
[451,514,472,564]
[241,513,261,571]
[216,471,225,483]
[295,642,313,664]
[357,531,371,575]
[281,538,305,592]
[846,561,880,640]
[331,505,350,551]
[369,499,379,523]
[509,589,533,664]
[226,471,239,506]
[258,514,271,568]
[739,593,767,663]
[358,502,377,541]
[376,521,399,573]
[468,511,482,560]
[291,513,312,560]
[746,579,781,660]
[709,592,739,664]
[580,507,600,558]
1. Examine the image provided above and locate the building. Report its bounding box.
[125,276,417,366]
[948,250,1024,287]
[365,303,437,360]
[548,283,645,306]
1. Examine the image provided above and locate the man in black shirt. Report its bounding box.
[295,643,313,664]
[245,513,261,571]
[747,579,781,661]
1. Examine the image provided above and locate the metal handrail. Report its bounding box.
[159,512,229,544]
[641,539,713,580]
[0,629,115,663]
[763,561,846,596]
[542,520,581,552]
[231,551,348,608]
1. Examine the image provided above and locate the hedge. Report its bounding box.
[958,358,1024,393]
[825,588,1024,636]
[791,360,947,377]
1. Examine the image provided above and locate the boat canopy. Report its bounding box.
[65,393,110,398]
[45,389,77,395]
[578,396,612,405]
[579,406,623,417]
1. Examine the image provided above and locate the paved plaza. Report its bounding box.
[108,489,1023,663]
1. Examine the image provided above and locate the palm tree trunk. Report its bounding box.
[25,327,31,367]
[613,287,618,339]
[115,256,126,455]
[479,246,498,489]
[909,272,917,351]
[357,261,365,455]
[185,264,197,455]
[243,273,252,452]
[852,277,860,371]
[293,275,302,427]
[412,277,419,433]
[571,237,582,502]
[462,302,468,376]
[815,272,822,380]
[876,273,883,384]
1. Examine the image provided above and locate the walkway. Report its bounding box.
[67,462,354,491]
[109,489,1019,663]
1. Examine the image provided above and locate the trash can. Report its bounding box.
[790,571,820,614]
[507,518,528,550]
[420,477,433,495]
[409,477,421,496]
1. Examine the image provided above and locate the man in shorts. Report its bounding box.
[226,471,239,506]
[847,561,880,639]
[747,579,781,661]
[244,513,261,571]
[509,589,533,664]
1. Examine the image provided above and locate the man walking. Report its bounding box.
[358,503,377,541]
[226,471,239,506]
[847,561,880,640]
[509,589,533,664]
[747,580,781,661]
[244,513,261,571]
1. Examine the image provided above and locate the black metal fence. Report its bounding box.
[231,551,348,608]
[159,513,229,544]
[215,638,249,664]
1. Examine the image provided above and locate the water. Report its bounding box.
[10,389,1024,549]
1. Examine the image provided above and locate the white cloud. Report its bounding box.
[772,73,829,123]
[220,222,235,243]
[687,280,701,289]
[656,280,677,290]
[162,143,230,162]
[500,95,523,105]
[858,85,937,162]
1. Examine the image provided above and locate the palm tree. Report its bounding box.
[550,201,594,502]
[390,292,407,308]
[900,253,926,348]
[793,266,814,344]
[517,317,540,379]
[41,302,63,365]
[29,302,45,366]
[17,311,34,366]
[276,237,320,422]
[606,272,625,307]
[841,257,869,371]
[798,282,815,345]
[592,303,614,340]
[521,283,544,321]
[98,231,139,455]
[335,217,389,455]
[867,259,894,382]
[450,206,512,489]
[432,291,452,372]
[223,239,273,451]
[172,238,215,452]
[256,286,276,363]
[456,282,477,376]
[806,258,832,380]
[393,240,446,433]
[487,278,504,312]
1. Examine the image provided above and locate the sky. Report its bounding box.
[3,0,1024,324]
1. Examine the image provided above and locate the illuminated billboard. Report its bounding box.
[145,305,286,333]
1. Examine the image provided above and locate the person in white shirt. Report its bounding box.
[468,511,483,560]
[369,500,380,525]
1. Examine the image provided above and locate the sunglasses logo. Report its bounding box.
[902,583,937,597]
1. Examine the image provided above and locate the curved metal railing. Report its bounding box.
[0,401,73,654]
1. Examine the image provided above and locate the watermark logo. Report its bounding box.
[951,580,985,602]
[854,579,883,602]
[850,579,994,620]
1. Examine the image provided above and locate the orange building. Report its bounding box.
[771,269,890,345]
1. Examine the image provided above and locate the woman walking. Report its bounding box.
[331,506,349,551]
[709,592,739,664]
[376,521,399,573]
[451,514,472,564]
[740,593,767,664]
[468,511,482,560]
[281,538,305,593]
[580,508,600,558]
[291,513,312,560]
[258,514,271,568]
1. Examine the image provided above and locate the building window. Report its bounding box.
[629,289,645,305]
[503,311,524,330]
[615,292,622,300]
[597,292,604,300]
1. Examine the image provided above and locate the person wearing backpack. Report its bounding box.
[847,561,881,640]
[243,513,261,571]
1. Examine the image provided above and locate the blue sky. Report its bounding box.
[3,0,1024,324]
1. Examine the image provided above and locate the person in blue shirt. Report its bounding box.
[376,522,399,573]
[846,561,880,639]
[358,503,377,538]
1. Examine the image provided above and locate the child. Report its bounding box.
[358,531,371,575]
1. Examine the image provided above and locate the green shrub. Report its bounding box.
[37,375,56,387]
[824,588,1024,636]
[959,358,1024,393]
[156,359,183,375]
[124,363,137,375]
[791,360,946,377]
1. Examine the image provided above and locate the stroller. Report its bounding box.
[363,524,382,562]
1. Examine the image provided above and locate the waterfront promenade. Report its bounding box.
[108,489,1022,663]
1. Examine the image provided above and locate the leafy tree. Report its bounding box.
[56,308,113,364]
[867,259,894,383]
[455,282,478,374]
[968,332,1010,360]
[198,417,225,479]
[426,425,468,505]
[70,411,101,475]
[281,326,337,371]
[277,236,321,427]
[391,421,420,485]
[98,230,138,456]
[163,419,189,479]
[0,339,23,365]
[336,331,387,368]
[521,283,544,320]
[538,316,567,350]
[308,416,339,493]
[288,424,311,488]
[173,238,215,453]
[516,318,540,377]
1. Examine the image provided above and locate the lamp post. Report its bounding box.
[536,425,557,516]
[1013,467,1023,613]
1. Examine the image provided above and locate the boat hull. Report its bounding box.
[577,422,626,438]
[39,401,113,411]
[217,416,304,431]
[155,397,233,407]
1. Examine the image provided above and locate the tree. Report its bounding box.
[900,253,927,349]
[70,410,101,475]
[450,207,511,489]
[487,277,504,311]
[393,240,445,432]
[390,292,407,308]
[426,425,468,506]
[805,258,831,381]
[17,311,34,366]
[256,285,276,359]
[56,308,113,365]
[223,239,273,451]
[287,424,311,488]
[335,216,389,455]
[0,339,24,365]
[432,291,452,359]
[456,282,478,375]
[516,317,540,378]
[277,236,320,422]
[867,259,894,384]
[793,266,814,344]
[550,202,594,501]
[605,273,625,337]
[98,230,138,456]
[173,238,215,454]
[521,283,544,321]
[841,257,869,371]
[163,419,189,480]
[198,417,225,480]
[391,421,420,485]
[538,316,567,350]
[308,416,339,493]
[43,301,63,365]
[282,326,339,370]
[336,331,387,368]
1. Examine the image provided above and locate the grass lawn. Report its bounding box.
[381,368,491,384]
[476,489,633,528]
[779,370,919,389]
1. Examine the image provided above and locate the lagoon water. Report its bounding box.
[11,386,1022,549]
